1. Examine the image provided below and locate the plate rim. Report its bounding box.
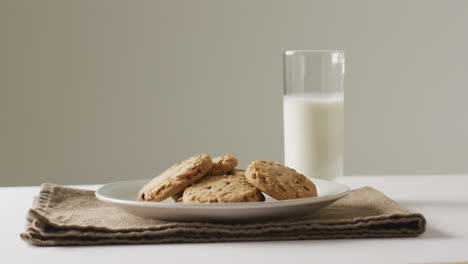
[96,179,351,210]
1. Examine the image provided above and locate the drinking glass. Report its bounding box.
[283,50,345,181]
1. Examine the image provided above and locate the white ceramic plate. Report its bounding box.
[96,179,350,222]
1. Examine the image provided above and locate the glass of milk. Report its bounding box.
[283,50,345,182]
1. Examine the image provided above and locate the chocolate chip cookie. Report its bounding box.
[138,154,213,202]
[245,160,317,200]
[182,174,264,203]
[208,155,239,176]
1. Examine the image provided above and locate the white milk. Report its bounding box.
[283,93,344,181]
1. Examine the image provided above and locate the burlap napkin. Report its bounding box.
[21,183,425,246]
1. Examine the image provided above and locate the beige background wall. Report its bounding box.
[1,0,468,186]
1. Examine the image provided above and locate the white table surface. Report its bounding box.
[1,175,468,264]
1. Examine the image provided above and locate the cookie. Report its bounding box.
[172,156,239,202]
[228,169,245,176]
[245,160,317,200]
[182,174,264,203]
[138,154,213,202]
[208,155,239,176]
